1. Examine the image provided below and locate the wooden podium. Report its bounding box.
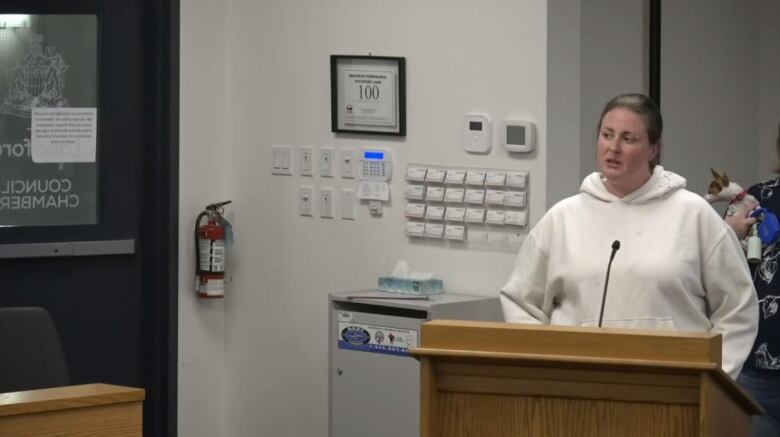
[410,320,762,437]
[0,383,145,437]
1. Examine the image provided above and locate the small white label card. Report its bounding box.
[485,209,507,225]
[485,171,507,187]
[406,166,428,182]
[425,205,445,221]
[506,171,528,189]
[465,170,486,186]
[425,186,445,202]
[425,168,446,183]
[405,221,426,237]
[504,191,527,208]
[505,210,528,226]
[464,189,486,204]
[444,187,465,203]
[444,207,466,222]
[405,184,425,200]
[405,203,426,218]
[445,224,466,241]
[485,189,506,205]
[406,166,428,181]
[424,222,445,238]
[465,208,486,223]
[445,169,466,185]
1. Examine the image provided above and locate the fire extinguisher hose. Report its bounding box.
[194,210,208,275]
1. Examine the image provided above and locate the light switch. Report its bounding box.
[320,187,334,218]
[299,146,314,176]
[299,185,313,216]
[341,188,356,220]
[341,148,355,179]
[320,146,335,177]
[272,145,292,175]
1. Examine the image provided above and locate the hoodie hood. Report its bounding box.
[580,165,687,204]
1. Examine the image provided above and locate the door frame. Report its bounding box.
[140,0,179,435]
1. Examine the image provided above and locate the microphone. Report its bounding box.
[597,240,621,328]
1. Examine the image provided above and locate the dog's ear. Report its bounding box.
[710,168,730,185]
[710,168,720,179]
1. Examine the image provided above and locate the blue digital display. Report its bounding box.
[364,151,384,160]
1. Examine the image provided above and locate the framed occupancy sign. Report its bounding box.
[330,55,406,136]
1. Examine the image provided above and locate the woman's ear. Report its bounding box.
[650,142,661,161]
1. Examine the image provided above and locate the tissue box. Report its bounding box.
[378,276,444,295]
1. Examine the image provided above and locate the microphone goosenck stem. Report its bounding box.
[598,240,621,328]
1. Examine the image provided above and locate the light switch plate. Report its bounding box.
[271,145,292,175]
[320,146,335,177]
[299,146,314,176]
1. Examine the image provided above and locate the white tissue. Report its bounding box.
[390,260,434,280]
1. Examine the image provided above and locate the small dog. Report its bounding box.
[705,168,759,217]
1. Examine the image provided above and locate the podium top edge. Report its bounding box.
[424,319,720,339]
[0,383,145,417]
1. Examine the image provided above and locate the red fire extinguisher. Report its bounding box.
[195,200,232,298]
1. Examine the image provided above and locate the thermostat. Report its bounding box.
[504,120,536,153]
[463,113,492,154]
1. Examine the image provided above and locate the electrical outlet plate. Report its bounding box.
[299,185,313,216]
[341,147,355,179]
[320,187,334,218]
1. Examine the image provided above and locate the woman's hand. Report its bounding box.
[725,210,758,239]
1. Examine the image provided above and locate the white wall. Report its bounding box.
[756,0,780,179]
[181,0,547,436]
[661,0,760,195]
[178,1,229,436]
[579,0,647,178]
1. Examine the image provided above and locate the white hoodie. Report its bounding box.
[501,166,758,379]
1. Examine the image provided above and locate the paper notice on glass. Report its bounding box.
[31,108,97,163]
[342,69,396,126]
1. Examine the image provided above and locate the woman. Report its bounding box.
[500,93,758,379]
[726,124,780,436]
